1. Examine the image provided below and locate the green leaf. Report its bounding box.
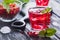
[1,0,29,14]
[4,0,15,4]
[39,30,46,37]
[46,7,52,12]
[2,0,15,13]
[41,7,52,14]
[46,28,56,37]
[19,0,29,3]
[39,28,56,37]
[2,2,10,13]
[2,0,21,14]
[15,0,21,4]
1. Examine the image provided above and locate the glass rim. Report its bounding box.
[28,6,51,11]
[28,6,52,14]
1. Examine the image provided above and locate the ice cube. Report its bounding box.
[32,18,37,21]
[0,26,11,34]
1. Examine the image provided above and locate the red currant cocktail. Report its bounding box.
[36,0,49,6]
[28,7,51,30]
[0,3,20,20]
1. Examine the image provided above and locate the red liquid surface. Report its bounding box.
[0,3,20,20]
[36,0,49,6]
[29,8,51,30]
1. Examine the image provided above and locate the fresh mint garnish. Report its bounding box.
[2,2,10,13]
[1,0,29,14]
[46,28,56,37]
[3,0,15,4]
[39,28,56,37]
[41,7,52,14]
[39,30,46,37]
[2,0,20,13]
[19,0,29,3]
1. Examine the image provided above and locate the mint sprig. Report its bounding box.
[3,0,15,4]
[1,0,29,14]
[2,2,10,13]
[39,28,56,37]
[19,0,29,3]
[2,0,19,13]
[41,7,52,14]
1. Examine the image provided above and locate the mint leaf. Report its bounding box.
[46,28,56,37]
[19,0,29,3]
[2,2,10,13]
[46,28,56,33]
[15,0,21,4]
[39,30,46,37]
[1,0,29,14]
[41,7,52,14]
[4,0,15,4]
[2,0,21,14]
[46,7,52,12]
[2,0,15,13]
[39,28,56,37]
[4,0,21,4]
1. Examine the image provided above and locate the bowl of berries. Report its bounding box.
[0,0,22,22]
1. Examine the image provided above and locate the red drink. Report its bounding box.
[36,0,49,6]
[0,3,20,20]
[29,7,51,30]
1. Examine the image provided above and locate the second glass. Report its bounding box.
[36,0,49,6]
[0,3,20,20]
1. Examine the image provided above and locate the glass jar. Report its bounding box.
[0,3,22,22]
